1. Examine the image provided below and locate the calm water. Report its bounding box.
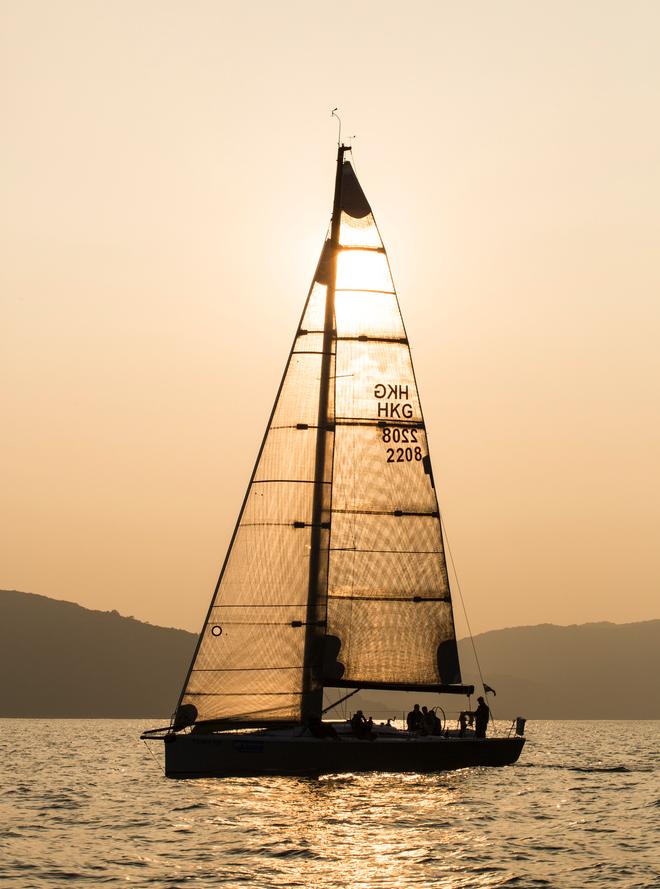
[0,720,658,889]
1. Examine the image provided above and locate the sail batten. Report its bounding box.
[175,149,462,729]
[327,681,474,695]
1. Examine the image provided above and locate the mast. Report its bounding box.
[301,144,347,719]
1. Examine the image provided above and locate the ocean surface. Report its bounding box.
[0,719,657,889]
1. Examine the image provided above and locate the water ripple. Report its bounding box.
[0,720,658,889]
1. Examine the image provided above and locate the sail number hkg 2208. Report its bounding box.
[374,383,423,463]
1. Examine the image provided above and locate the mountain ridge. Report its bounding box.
[1,589,658,718]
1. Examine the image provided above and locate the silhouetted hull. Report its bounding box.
[163,733,525,778]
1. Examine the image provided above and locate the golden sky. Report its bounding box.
[2,0,659,634]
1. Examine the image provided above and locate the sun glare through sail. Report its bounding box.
[336,250,393,294]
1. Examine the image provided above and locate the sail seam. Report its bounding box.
[251,479,328,484]
[209,621,320,626]
[191,666,305,672]
[336,336,408,344]
[292,350,335,356]
[334,417,424,428]
[299,331,407,344]
[237,522,329,528]
[185,691,306,697]
[330,508,439,518]
[327,594,451,603]
[329,547,441,554]
[335,288,396,295]
[210,604,307,609]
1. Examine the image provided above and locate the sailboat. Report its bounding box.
[143,143,526,777]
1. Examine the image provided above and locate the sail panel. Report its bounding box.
[330,514,449,604]
[183,692,304,724]
[192,620,307,675]
[236,480,315,525]
[331,512,446,557]
[186,667,305,697]
[335,290,406,340]
[255,429,318,483]
[332,425,436,514]
[266,351,325,427]
[300,282,328,330]
[326,598,458,686]
[334,341,422,423]
[339,211,382,248]
[329,549,446,599]
[336,250,393,293]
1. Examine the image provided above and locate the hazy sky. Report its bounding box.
[3,1,659,636]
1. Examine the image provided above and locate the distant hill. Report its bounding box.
[1,589,658,718]
[459,621,660,719]
[0,589,196,718]
[334,620,660,721]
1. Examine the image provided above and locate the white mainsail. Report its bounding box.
[176,150,462,729]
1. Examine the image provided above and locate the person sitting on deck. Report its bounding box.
[350,710,375,740]
[422,706,441,735]
[406,703,423,732]
[350,710,366,733]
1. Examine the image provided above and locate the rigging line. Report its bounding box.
[321,687,360,715]
[141,738,166,777]
[439,514,495,720]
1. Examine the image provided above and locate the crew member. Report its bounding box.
[473,696,490,738]
[406,703,422,732]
